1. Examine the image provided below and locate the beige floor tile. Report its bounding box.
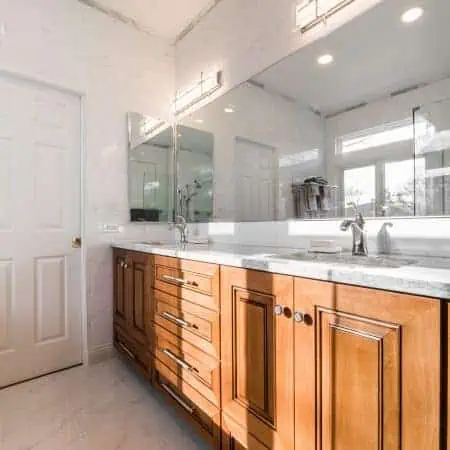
[0,358,210,450]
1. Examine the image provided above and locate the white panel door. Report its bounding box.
[0,74,82,388]
[234,138,277,221]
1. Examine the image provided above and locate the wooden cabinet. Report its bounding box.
[220,267,295,450]
[113,249,152,376]
[294,278,441,450]
[152,255,221,448]
[113,249,444,450]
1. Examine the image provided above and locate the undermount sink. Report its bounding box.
[271,252,416,269]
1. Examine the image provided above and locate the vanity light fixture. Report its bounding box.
[173,71,223,115]
[318,53,334,65]
[296,0,356,33]
[224,106,235,113]
[401,7,424,23]
[194,118,204,124]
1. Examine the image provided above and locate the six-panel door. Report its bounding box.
[294,278,441,450]
[0,75,83,388]
[221,267,294,450]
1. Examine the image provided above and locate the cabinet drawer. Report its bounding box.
[153,289,220,359]
[154,366,221,446]
[153,256,219,311]
[114,325,150,378]
[154,323,220,406]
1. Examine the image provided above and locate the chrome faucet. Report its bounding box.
[340,212,368,256]
[175,215,188,245]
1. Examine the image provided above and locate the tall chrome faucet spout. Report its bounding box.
[175,215,188,245]
[340,212,368,256]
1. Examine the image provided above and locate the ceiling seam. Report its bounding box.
[76,0,162,40]
[174,0,225,45]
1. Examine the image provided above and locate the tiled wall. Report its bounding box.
[0,0,175,359]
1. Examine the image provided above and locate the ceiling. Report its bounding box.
[79,0,219,42]
[254,0,450,116]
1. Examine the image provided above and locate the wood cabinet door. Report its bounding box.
[221,267,294,450]
[113,249,128,330]
[127,252,152,347]
[294,278,441,450]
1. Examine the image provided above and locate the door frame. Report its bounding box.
[0,68,88,366]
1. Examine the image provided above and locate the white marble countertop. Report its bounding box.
[112,241,450,300]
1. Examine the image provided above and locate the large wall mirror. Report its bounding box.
[128,112,174,222]
[176,0,450,222]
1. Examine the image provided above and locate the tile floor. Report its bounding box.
[0,358,210,450]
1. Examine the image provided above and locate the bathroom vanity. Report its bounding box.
[119,0,450,447]
[112,243,449,450]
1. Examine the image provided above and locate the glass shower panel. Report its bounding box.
[414,98,450,216]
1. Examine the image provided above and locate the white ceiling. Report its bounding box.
[254,0,450,116]
[81,0,218,41]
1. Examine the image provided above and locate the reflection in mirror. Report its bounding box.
[128,112,174,222]
[177,125,214,222]
[414,97,450,216]
[176,0,450,221]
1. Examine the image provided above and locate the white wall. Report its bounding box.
[0,0,175,360]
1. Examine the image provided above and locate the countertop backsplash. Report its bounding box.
[185,218,450,258]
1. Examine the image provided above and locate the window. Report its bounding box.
[343,165,376,217]
[384,158,424,216]
[336,119,431,155]
[278,148,319,168]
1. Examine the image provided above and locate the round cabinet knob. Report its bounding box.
[294,312,305,323]
[124,263,128,269]
[274,305,284,316]
[120,261,125,268]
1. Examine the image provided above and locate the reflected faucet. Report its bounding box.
[175,215,188,245]
[340,212,369,256]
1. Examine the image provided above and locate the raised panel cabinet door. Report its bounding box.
[221,267,294,450]
[113,249,128,330]
[294,278,441,450]
[128,252,152,347]
[222,414,271,450]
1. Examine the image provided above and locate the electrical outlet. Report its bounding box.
[102,224,123,233]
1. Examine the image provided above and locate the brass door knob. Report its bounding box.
[72,237,82,248]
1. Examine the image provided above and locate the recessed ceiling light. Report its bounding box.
[317,54,334,65]
[401,7,423,23]
[224,107,235,113]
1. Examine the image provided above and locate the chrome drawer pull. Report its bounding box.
[162,348,194,371]
[118,342,135,360]
[161,274,198,287]
[161,311,191,328]
[160,382,195,415]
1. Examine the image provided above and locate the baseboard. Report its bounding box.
[88,343,116,365]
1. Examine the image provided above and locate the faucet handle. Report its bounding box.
[340,219,353,231]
